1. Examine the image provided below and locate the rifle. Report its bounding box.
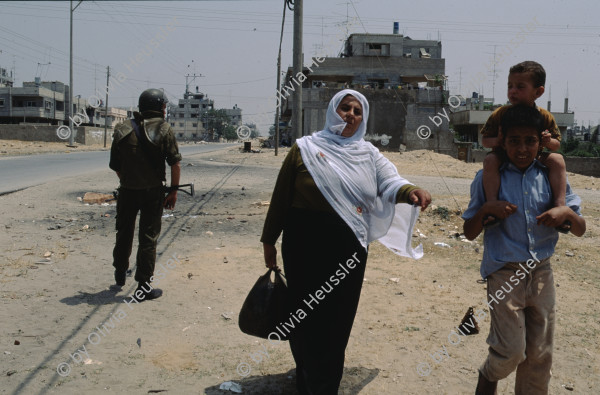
[163,183,195,197]
[112,183,195,200]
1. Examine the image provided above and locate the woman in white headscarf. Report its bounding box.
[261,89,431,394]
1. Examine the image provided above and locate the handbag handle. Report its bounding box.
[267,268,287,287]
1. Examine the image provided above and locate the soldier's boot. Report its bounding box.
[133,282,163,302]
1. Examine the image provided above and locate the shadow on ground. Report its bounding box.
[205,366,379,394]
[59,285,131,306]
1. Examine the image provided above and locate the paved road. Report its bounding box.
[0,143,237,195]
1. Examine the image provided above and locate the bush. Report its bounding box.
[433,206,450,221]
[566,149,596,158]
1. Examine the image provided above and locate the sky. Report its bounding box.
[1,0,599,135]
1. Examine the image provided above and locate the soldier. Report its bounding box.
[109,88,181,301]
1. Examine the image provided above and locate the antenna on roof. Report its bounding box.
[36,62,51,80]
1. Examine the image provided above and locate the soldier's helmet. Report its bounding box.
[138,88,168,112]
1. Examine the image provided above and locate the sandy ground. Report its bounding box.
[1,143,598,394]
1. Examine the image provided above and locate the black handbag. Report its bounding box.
[238,269,289,340]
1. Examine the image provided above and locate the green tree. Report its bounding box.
[222,124,238,141]
[561,137,579,154]
[203,109,233,140]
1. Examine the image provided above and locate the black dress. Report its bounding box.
[282,207,367,394]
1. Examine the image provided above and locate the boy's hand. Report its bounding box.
[495,128,503,148]
[463,200,517,240]
[536,206,571,227]
[484,200,517,219]
[541,130,552,148]
[483,129,503,149]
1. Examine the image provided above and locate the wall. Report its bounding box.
[0,124,113,145]
[563,157,600,177]
[404,103,455,155]
[471,149,599,177]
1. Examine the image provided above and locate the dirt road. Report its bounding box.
[1,145,598,394]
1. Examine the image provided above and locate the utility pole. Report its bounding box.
[274,0,287,156]
[185,72,203,97]
[69,0,83,146]
[103,66,110,148]
[491,45,497,103]
[292,0,303,142]
[53,81,56,122]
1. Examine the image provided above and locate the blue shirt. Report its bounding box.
[462,160,582,279]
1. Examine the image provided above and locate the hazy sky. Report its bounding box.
[1,0,598,134]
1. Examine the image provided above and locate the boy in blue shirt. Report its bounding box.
[462,105,586,394]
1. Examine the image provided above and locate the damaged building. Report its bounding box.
[279,29,454,153]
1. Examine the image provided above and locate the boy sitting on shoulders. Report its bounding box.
[481,61,568,231]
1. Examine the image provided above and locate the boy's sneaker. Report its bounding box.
[114,270,126,286]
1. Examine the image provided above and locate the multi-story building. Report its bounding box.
[168,88,242,140]
[224,105,242,128]
[168,89,213,139]
[89,107,129,129]
[0,79,86,125]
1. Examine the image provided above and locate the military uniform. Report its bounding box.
[109,115,181,286]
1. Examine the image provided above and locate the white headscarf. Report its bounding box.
[296,89,422,258]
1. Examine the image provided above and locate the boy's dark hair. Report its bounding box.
[509,61,546,88]
[501,105,544,139]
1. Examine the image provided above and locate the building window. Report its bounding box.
[179,114,184,118]
[192,123,198,127]
[179,104,185,108]
[367,43,389,56]
[202,104,207,109]
[179,122,184,127]
[191,104,199,108]
[0,98,5,107]
[191,113,198,118]
[178,133,183,138]
[27,101,37,107]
